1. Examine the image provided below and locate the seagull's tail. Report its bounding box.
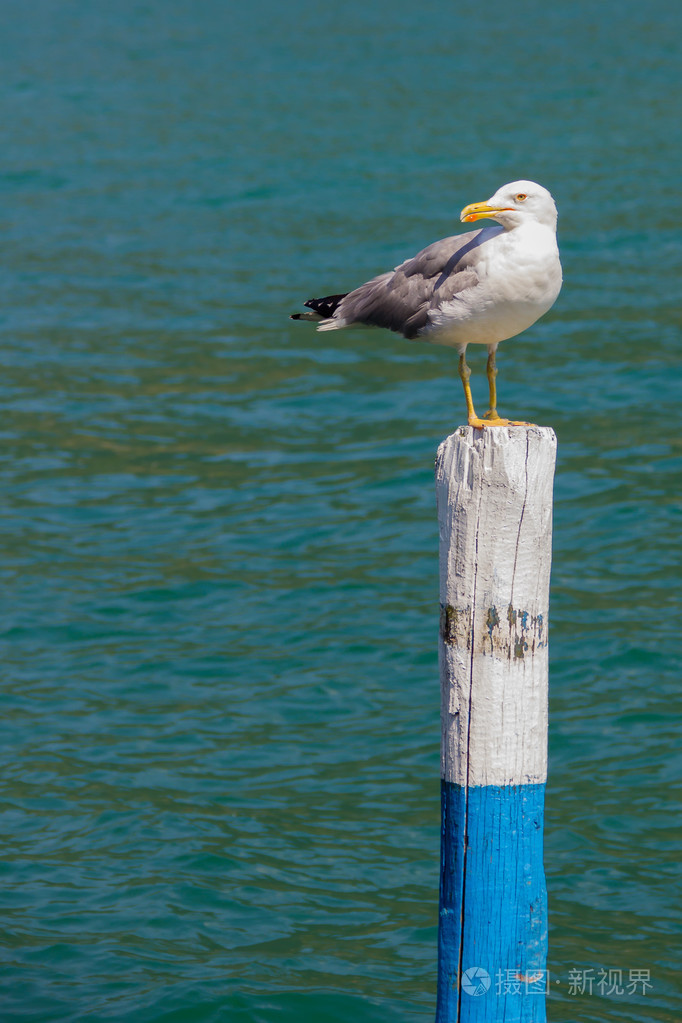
[289,311,323,322]
[290,293,348,324]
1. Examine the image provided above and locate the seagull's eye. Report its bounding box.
[516,193,527,201]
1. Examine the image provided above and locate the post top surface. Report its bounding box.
[444,424,556,444]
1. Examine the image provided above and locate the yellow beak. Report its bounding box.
[460,201,513,224]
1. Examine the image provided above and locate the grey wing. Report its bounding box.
[335,227,490,339]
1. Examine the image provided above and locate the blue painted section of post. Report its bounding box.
[436,782,548,1021]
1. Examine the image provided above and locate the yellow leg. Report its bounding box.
[458,353,493,429]
[458,352,479,425]
[484,349,502,421]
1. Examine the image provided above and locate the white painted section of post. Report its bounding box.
[436,425,556,788]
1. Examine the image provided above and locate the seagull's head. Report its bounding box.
[460,180,557,231]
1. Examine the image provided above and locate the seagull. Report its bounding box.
[291,180,562,428]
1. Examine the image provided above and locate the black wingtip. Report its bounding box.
[304,293,347,318]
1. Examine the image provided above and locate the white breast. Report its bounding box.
[423,221,562,349]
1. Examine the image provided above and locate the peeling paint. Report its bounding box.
[441,601,548,659]
[439,604,471,649]
[486,604,500,639]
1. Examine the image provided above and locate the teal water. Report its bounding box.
[0,1,680,1020]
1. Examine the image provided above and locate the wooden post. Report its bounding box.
[435,425,556,1022]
